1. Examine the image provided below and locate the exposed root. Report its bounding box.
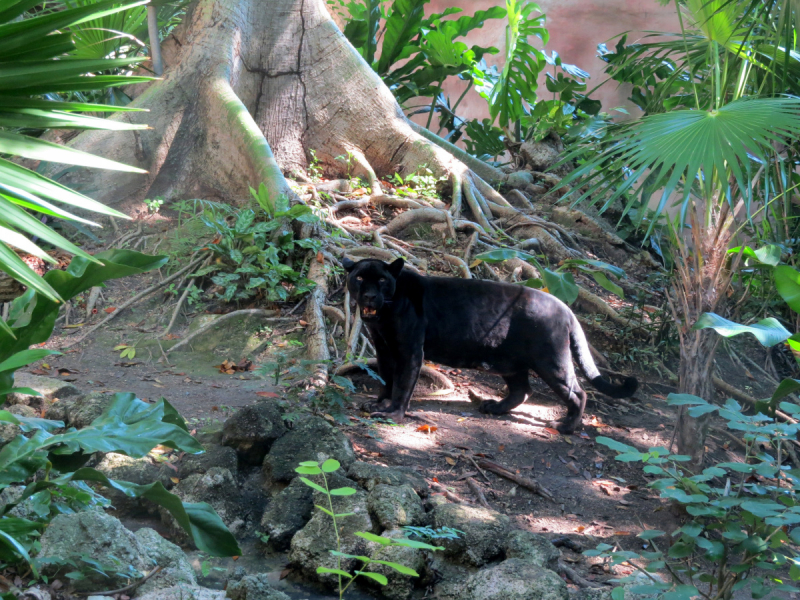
[347,311,362,356]
[451,173,463,217]
[576,288,641,335]
[161,277,196,338]
[443,254,471,278]
[85,287,103,319]
[63,255,207,349]
[166,309,277,354]
[335,359,455,396]
[462,176,495,233]
[331,195,423,213]
[505,188,535,211]
[348,148,382,195]
[464,231,479,264]
[378,208,456,240]
[557,563,604,589]
[475,458,555,502]
[322,305,346,324]
[305,255,331,385]
[466,477,491,509]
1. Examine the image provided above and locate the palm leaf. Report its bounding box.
[558,97,800,233]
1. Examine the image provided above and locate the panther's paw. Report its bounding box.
[548,419,579,435]
[477,400,508,415]
[369,410,406,423]
[468,388,491,407]
[361,399,393,414]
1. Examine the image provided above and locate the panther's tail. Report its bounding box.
[569,314,638,398]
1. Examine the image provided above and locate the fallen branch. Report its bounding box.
[304,255,331,386]
[161,277,195,338]
[166,308,278,353]
[62,256,206,348]
[75,566,162,597]
[557,562,603,589]
[442,254,471,278]
[335,359,455,395]
[466,477,490,509]
[475,458,555,502]
[429,480,468,504]
[322,305,346,324]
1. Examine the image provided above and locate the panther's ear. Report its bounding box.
[342,257,356,272]
[387,258,405,278]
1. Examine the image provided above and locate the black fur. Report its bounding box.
[342,258,638,433]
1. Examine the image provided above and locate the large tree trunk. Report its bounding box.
[58,0,502,210]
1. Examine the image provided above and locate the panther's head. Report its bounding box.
[342,257,404,322]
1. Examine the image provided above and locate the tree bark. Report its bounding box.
[57,0,475,210]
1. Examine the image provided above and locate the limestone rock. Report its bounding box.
[347,461,428,496]
[432,504,510,567]
[226,574,291,600]
[0,422,21,449]
[71,392,113,428]
[8,404,37,418]
[134,528,197,595]
[135,584,226,600]
[38,512,148,591]
[263,416,354,484]
[161,467,245,542]
[504,530,560,570]
[7,373,80,411]
[506,170,534,189]
[365,529,426,600]
[288,485,373,586]
[222,402,285,465]
[95,453,173,513]
[259,478,314,551]
[367,484,425,530]
[460,558,569,600]
[177,444,238,479]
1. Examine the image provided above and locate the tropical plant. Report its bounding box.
[295,458,443,599]
[0,0,153,306]
[190,187,321,303]
[0,392,240,577]
[472,248,626,305]
[556,0,800,463]
[589,388,800,600]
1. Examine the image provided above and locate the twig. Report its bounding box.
[167,309,277,353]
[62,256,206,348]
[466,477,490,509]
[467,455,492,485]
[161,277,195,337]
[75,566,162,596]
[476,458,555,502]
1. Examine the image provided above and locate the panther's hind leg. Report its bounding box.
[477,371,532,415]
[534,357,587,434]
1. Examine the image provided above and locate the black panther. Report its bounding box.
[342,257,637,433]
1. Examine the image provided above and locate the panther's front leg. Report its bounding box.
[361,335,395,414]
[367,346,423,423]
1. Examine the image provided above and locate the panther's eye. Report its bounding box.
[356,276,363,281]
[379,277,386,282]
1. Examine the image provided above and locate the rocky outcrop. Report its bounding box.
[367,483,425,530]
[432,504,510,567]
[222,402,286,465]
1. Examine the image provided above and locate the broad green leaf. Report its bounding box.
[773,379,800,405]
[729,244,781,267]
[667,393,708,406]
[776,265,800,314]
[0,528,36,577]
[316,567,353,578]
[295,466,322,475]
[0,349,59,373]
[298,477,327,494]
[693,312,791,347]
[638,530,665,540]
[355,531,391,545]
[372,560,419,576]
[473,249,531,263]
[595,436,638,453]
[390,538,444,551]
[592,271,624,299]
[356,571,387,585]
[542,268,578,305]
[321,458,341,473]
[329,487,357,496]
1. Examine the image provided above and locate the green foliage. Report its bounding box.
[144,197,164,214]
[0,393,239,576]
[0,0,156,301]
[590,389,800,600]
[192,191,320,303]
[473,249,625,305]
[295,459,442,598]
[693,312,791,348]
[402,525,463,541]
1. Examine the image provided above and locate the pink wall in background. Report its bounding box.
[415,0,679,125]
